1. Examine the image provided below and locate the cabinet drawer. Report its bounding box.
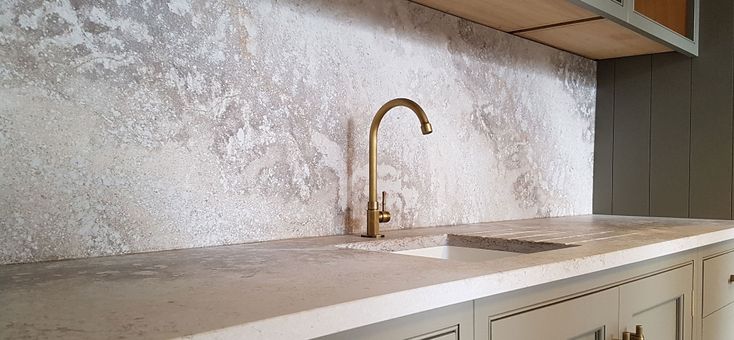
[702,301,734,340]
[703,250,734,317]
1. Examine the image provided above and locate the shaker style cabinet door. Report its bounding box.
[703,302,734,340]
[702,249,734,340]
[317,301,472,340]
[618,265,693,340]
[702,250,734,316]
[490,288,619,340]
[406,325,459,340]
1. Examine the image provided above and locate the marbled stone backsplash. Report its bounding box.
[0,0,595,264]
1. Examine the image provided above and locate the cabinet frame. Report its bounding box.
[475,250,697,340]
[317,300,473,340]
[320,240,734,340]
[490,288,619,340]
[618,264,693,340]
[571,0,699,56]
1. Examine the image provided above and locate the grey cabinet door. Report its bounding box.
[407,325,459,340]
[618,265,693,340]
[490,288,619,340]
[317,301,472,340]
[703,302,734,340]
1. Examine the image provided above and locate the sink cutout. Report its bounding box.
[337,234,576,262]
[393,246,520,261]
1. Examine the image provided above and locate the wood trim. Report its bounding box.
[516,19,671,60]
[410,0,598,32]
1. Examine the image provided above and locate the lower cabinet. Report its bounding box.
[619,264,692,340]
[702,302,734,340]
[490,287,618,340]
[316,301,473,340]
[488,265,692,340]
[319,243,734,340]
[701,248,734,340]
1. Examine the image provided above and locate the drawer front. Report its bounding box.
[703,250,734,317]
[702,301,734,340]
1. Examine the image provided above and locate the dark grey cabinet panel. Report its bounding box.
[593,0,734,220]
[649,53,691,218]
[593,60,614,215]
[612,56,652,216]
[689,0,733,219]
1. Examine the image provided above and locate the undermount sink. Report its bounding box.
[393,245,520,261]
[338,234,576,262]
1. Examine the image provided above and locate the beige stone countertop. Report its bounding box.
[3,215,734,339]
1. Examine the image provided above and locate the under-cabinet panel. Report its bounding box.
[411,0,598,32]
[516,18,671,59]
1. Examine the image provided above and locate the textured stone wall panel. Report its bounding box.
[0,0,596,264]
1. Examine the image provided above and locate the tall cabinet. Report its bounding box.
[593,0,734,219]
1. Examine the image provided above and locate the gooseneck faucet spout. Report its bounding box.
[363,98,433,238]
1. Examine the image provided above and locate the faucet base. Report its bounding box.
[365,209,389,238]
[361,234,385,238]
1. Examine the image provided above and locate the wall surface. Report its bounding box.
[593,0,733,219]
[0,0,596,264]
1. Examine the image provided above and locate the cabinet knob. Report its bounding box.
[729,274,734,284]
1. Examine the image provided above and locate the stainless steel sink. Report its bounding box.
[337,234,576,262]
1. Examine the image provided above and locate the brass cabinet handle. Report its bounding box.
[614,325,644,340]
[612,333,631,340]
[630,325,645,340]
[729,274,734,284]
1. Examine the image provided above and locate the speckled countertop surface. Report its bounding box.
[3,215,734,340]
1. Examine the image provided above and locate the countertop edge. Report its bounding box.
[183,228,734,339]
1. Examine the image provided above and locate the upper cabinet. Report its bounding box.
[576,0,698,56]
[632,0,693,38]
[411,0,699,59]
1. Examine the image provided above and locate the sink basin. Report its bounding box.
[393,245,520,261]
[338,234,576,262]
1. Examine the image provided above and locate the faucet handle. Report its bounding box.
[379,191,391,223]
[382,191,387,211]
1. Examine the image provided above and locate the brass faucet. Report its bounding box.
[363,98,433,238]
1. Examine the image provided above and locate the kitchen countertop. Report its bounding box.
[3,215,734,339]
